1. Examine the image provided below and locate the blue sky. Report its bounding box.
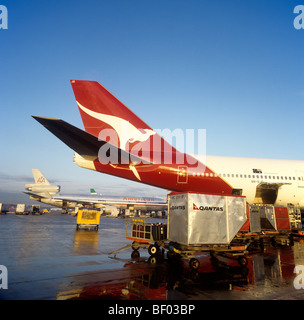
[0,0,304,203]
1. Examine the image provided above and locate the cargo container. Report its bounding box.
[166,192,249,269]
[235,204,292,248]
[16,204,26,215]
[168,192,247,245]
[240,205,291,233]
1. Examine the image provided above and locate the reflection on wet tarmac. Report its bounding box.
[1,214,304,300]
[73,230,99,255]
[60,246,304,300]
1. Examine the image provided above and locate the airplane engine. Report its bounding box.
[25,184,60,193]
[102,205,119,216]
[73,153,96,170]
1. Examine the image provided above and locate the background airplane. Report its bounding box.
[33,80,304,212]
[24,169,167,215]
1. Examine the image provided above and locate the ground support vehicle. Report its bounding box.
[261,231,293,247]
[232,231,293,251]
[291,229,304,238]
[112,192,251,268]
[76,208,101,230]
[233,204,294,250]
[110,217,167,262]
[166,242,249,270]
[31,205,41,215]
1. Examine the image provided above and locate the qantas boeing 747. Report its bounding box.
[33,80,304,209]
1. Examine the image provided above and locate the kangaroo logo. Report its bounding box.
[193,203,199,210]
[77,101,156,151]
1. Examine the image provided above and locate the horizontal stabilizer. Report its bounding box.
[32,116,151,165]
[23,191,47,199]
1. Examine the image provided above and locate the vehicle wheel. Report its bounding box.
[189,258,200,270]
[148,256,157,264]
[237,256,248,267]
[131,242,139,251]
[148,244,159,256]
[131,250,140,259]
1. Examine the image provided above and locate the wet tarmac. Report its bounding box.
[1,213,304,300]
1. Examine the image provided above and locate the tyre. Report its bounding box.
[148,256,157,264]
[189,258,200,270]
[237,256,248,267]
[148,244,159,256]
[131,250,140,259]
[131,242,139,251]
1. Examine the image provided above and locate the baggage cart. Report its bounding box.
[76,208,101,230]
[110,217,167,259]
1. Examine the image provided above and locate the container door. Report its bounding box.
[249,205,261,232]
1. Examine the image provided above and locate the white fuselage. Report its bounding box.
[73,153,304,209]
[199,155,304,208]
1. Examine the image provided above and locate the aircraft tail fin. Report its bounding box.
[70,80,152,138]
[69,80,180,164]
[32,169,50,185]
[90,188,97,195]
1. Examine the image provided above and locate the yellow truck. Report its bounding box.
[76,208,101,230]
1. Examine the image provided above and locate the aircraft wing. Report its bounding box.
[52,195,121,210]
[32,116,152,165]
[24,190,108,207]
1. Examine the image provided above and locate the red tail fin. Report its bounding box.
[70,80,152,138]
[70,80,179,164]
